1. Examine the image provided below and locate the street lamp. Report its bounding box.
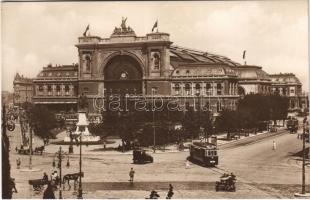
[152,88,156,153]
[52,146,70,199]
[76,111,89,199]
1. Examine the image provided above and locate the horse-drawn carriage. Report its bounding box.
[15,145,45,155]
[215,174,236,192]
[28,179,49,191]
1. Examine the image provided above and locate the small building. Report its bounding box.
[270,73,307,112]
[32,64,79,112]
[13,73,33,106]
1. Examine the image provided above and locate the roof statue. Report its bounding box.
[111,17,136,37]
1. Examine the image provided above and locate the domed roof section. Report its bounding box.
[269,73,301,85]
[235,65,270,80]
[171,65,237,77]
[169,45,241,67]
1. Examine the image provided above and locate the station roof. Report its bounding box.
[169,45,241,67]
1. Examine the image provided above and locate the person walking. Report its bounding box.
[43,182,55,199]
[10,178,17,193]
[185,160,190,169]
[16,158,21,169]
[272,140,277,150]
[129,168,135,182]
[42,172,48,182]
[166,184,174,199]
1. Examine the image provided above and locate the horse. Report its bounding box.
[34,145,45,155]
[62,172,84,190]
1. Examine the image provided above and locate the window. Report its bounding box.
[151,87,158,95]
[56,85,61,96]
[217,83,222,95]
[65,85,69,95]
[217,101,222,112]
[206,83,212,96]
[83,87,89,94]
[195,83,201,95]
[47,85,52,95]
[38,85,44,92]
[174,84,180,95]
[185,83,191,95]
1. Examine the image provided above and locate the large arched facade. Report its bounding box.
[104,55,143,95]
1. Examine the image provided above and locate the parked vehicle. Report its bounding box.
[189,142,218,167]
[133,149,153,164]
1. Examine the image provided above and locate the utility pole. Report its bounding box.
[29,125,33,170]
[301,119,307,194]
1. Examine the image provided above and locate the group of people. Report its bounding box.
[129,168,174,199]
[148,184,174,199]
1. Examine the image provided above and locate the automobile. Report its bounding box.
[215,174,236,192]
[133,149,153,164]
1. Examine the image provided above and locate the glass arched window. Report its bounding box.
[47,85,52,95]
[217,83,223,95]
[185,83,191,95]
[65,85,69,95]
[174,83,180,95]
[206,83,212,96]
[56,85,61,96]
[195,83,201,95]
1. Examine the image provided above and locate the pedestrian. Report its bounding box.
[166,184,174,199]
[129,168,135,182]
[149,190,160,199]
[10,178,17,193]
[43,181,55,199]
[272,140,276,150]
[42,172,48,182]
[16,158,21,169]
[185,160,190,169]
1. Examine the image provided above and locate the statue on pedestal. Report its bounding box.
[78,93,88,112]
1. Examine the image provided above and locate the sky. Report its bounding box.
[1,0,309,92]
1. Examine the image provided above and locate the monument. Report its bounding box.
[64,93,100,143]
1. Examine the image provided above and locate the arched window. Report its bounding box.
[56,85,61,96]
[205,83,212,96]
[174,83,180,95]
[217,83,223,95]
[65,85,69,95]
[47,85,52,95]
[185,83,191,95]
[195,83,201,95]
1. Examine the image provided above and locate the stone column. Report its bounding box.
[191,83,194,96]
[229,83,232,95]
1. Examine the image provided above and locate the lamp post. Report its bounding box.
[52,146,70,199]
[301,118,307,194]
[75,111,89,199]
[152,88,156,153]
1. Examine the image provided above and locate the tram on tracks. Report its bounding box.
[189,141,218,167]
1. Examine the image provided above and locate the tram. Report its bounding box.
[189,141,218,167]
[286,117,299,133]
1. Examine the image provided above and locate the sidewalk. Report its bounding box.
[42,127,286,156]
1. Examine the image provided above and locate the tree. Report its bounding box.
[182,107,200,139]
[22,103,58,139]
[2,105,12,199]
